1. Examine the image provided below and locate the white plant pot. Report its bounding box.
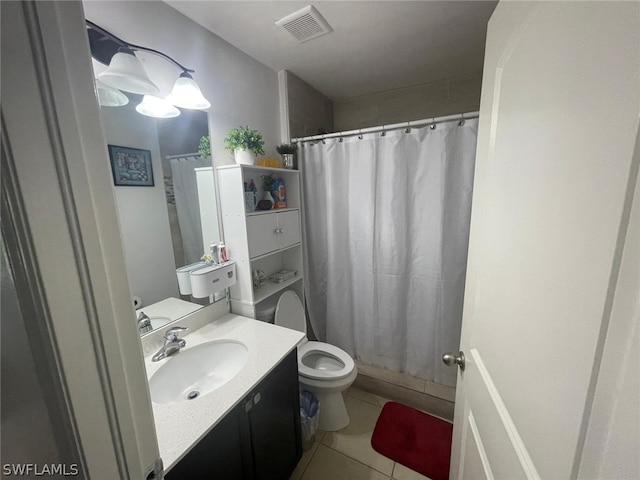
[234,149,256,165]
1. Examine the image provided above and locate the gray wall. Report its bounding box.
[284,70,334,139]
[100,102,180,308]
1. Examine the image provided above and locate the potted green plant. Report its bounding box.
[276,143,298,169]
[198,135,211,158]
[276,143,298,154]
[224,126,265,165]
[261,173,276,192]
[260,173,276,208]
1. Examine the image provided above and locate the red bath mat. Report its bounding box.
[371,402,453,480]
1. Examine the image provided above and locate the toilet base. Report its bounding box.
[312,390,349,431]
[299,368,357,431]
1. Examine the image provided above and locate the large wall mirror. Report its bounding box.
[89,42,222,336]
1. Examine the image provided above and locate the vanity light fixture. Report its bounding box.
[166,72,211,110]
[136,95,181,118]
[87,20,211,117]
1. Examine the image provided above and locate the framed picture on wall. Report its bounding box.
[108,145,154,187]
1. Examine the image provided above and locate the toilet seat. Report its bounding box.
[274,291,356,381]
[298,341,355,381]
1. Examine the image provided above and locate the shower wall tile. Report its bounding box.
[333,75,482,132]
[285,70,334,138]
[423,379,456,403]
[355,361,426,392]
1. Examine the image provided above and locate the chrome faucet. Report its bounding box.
[137,311,152,334]
[151,326,188,362]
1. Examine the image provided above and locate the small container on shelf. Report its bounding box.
[257,158,281,168]
[253,269,266,291]
[269,269,296,283]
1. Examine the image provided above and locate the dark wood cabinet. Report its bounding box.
[165,349,301,480]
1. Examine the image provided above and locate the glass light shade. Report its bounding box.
[135,95,181,118]
[95,79,129,107]
[166,72,211,110]
[97,48,159,96]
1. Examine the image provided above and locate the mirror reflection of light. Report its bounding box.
[97,47,159,96]
[95,79,129,107]
[135,95,181,118]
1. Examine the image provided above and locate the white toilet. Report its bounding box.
[274,291,357,431]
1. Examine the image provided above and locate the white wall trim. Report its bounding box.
[279,69,291,142]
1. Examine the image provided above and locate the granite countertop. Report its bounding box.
[143,313,304,472]
[136,297,202,320]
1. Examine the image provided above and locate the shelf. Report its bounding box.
[253,276,302,304]
[250,242,301,262]
[246,207,299,217]
[217,164,299,174]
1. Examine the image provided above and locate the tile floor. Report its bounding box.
[352,362,456,422]
[290,387,444,480]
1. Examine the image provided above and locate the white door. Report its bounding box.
[449,2,639,479]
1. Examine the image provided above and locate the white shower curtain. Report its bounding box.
[170,155,210,265]
[301,119,477,386]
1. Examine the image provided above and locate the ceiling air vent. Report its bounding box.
[276,5,333,43]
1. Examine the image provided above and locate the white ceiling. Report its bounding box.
[164,1,497,99]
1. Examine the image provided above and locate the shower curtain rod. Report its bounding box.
[292,111,479,143]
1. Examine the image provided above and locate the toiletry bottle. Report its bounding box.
[272,177,287,209]
[210,241,219,264]
[218,242,228,262]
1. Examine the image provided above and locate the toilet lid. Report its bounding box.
[298,341,356,380]
[274,291,306,334]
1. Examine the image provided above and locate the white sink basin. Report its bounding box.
[149,340,249,404]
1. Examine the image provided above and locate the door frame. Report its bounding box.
[1,1,160,477]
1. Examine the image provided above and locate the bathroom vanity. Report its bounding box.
[144,314,304,478]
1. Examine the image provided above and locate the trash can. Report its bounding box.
[299,391,319,451]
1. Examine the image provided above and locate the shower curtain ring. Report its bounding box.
[458,114,465,126]
[358,129,363,140]
[380,126,386,137]
[430,118,436,130]
[405,121,411,133]
[321,135,326,145]
[338,137,344,143]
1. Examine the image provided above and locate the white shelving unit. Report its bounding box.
[217,164,304,318]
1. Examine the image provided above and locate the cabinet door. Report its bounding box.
[248,349,302,480]
[277,211,300,250]
[165,402,250,480]
[247,214,279,258]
